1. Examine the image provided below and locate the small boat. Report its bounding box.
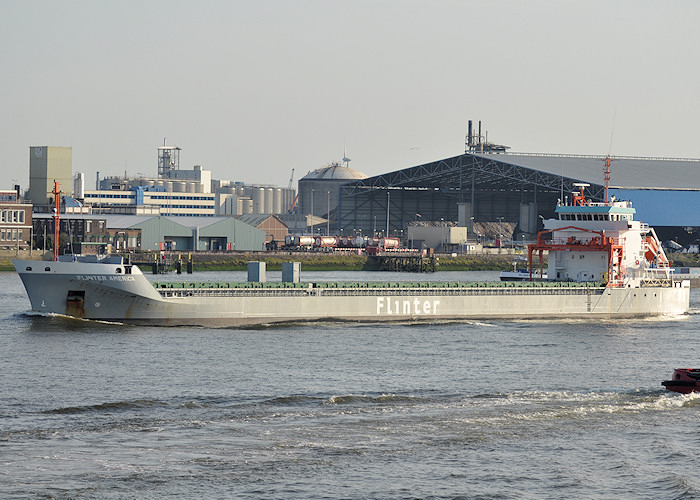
[661,368,700,394]
[499,259,547,281]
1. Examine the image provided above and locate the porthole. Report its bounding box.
[44,267,50,271]
[25,266,32,271]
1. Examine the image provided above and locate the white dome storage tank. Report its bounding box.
[298,162,368,217]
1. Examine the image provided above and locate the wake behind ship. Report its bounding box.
[13,187,690,326]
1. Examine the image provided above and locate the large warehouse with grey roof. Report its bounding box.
[336,152,700,244]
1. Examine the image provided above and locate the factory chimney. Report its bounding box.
[478,121,483,152]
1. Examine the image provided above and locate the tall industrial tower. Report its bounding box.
[158,138,181,178]
[28,146,73,207]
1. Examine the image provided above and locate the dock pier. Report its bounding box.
[370,252,437,273]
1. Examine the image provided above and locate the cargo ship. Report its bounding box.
[12,184,690,327]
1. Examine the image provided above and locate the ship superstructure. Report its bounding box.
[529,183,671,288]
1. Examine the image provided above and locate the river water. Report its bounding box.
[1,270,699,499]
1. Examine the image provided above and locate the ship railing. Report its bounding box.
[155,280,608,298]
[633,268,671,281]
[640,277,673,287]
[548,236,618,246]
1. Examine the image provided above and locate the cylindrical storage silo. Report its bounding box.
[273,188,283,214]
[242,198,254,214]
[147,180,156,187]
[186,182,195,193]
[173,181,186,193]
[195,183,204,193]
[166,181,174,192]
[156,180,165,187]
[253,188,265,214]
[265,188,274,214]
[236,198,244,215]
[73,173,85,199]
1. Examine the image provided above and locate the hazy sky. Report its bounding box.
[2,0,699,191]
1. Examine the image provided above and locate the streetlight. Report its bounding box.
[310,188,314,234]
[497,217,504,251]
[467,216,475,252]
[386,190,390,237]
[440,217,445,251]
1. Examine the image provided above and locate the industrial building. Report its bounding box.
[116,215,266,251]
[235,214,289,247]
[74,141,295,217]
[0,188,32,250]
[81,187,215,216]
[32,212,268,253]
[337,152,700,245]
[28,146,73,208]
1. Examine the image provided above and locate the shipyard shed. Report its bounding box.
[337,152,700,242]
[103,215,266,252]
[235,214,289,245]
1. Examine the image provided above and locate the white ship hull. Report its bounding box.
[13,259,690,327]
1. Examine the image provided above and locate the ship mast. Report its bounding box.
[603,155,612,203]
[51,180,62,262]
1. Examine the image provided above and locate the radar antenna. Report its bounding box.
[342,144,351,168]
[602,155,616,203]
